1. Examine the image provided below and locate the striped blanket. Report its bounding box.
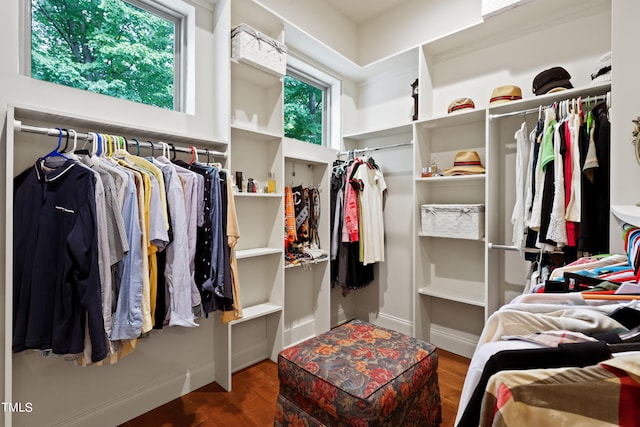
[480,354,640,426]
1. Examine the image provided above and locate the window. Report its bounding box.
[284,57,340,148]
[28,0,193,111]
[284,72,325,145]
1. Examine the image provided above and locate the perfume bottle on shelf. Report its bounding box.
[267,171,276,193]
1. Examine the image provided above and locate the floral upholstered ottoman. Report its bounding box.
[274,319,441,426]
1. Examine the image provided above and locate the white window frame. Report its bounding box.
[21,0,195,113]
[287,55,341,150]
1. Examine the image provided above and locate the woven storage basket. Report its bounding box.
[421,204,485,239]
[231,23,287,77]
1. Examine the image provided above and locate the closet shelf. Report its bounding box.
[417,233,485,242]
[236,247,283,259]
[233,192,283,199]
[231,123,283,140]
[415,174,485,183]
[229,302,283,325]
[343,123,413,141]
[11,104,229,150]
[488,82,611,118]
[284,258,329,269]
[418,284,485,307]
[417,109,486,129]
[231,59,283,88]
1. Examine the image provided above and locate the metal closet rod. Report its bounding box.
[14,120,227,158]
[337,141,412,157]
[489,92,611,120]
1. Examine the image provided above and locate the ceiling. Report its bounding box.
[323,0,410,24]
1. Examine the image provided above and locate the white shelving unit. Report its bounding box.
[213,2,287,391]
[413,107,487,356]
[282,138,334,347]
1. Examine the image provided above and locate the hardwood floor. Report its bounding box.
[120,349,470,427]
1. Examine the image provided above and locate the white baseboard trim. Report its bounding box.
[232,339,269,373]
[284,318,316,347]
[429,326,478,359]
[51,361,215,427]
[353,310,413,336]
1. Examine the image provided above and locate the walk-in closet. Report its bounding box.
[1,0,639,426]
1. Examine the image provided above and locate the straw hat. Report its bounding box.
[443,150,485,176]
[489,85,522,106]
[447,97,475,114]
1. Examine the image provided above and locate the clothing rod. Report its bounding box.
[14,120,227,158]
[487,242,562,254]
[337,141,412,157]
[489,92,610,120]
[488,243,520,251]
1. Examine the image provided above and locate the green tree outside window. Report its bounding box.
[284,74,324,145]
[31,0,176,110]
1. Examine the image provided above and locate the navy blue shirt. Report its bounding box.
[13,158,107,362]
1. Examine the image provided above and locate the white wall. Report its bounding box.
[253,0,359,61]
[357,0,480,65]
[610,0,640,254]
[1,0,227,426]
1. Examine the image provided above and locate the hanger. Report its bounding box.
[66,129,79,160]
[169,143,177,161]
[60,128,70,153]
[87,132,98,157]
[190,146,198,164]
[103,134,112,157]
[204,148,210,164]
[43,128,68,160]
[117,136,129,156]
[131,138,141,156]
[147,140,155,158]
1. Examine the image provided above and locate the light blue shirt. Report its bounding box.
[110,170,144,340]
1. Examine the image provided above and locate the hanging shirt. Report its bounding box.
[156,157,201,307]
[546,120,567,247]
[13,158,107,362]
[511,121,530,251]
[111,170,144,340]
[352,159,387,265]
[342,160,362,242]
[156,160,198,327]
[221,172,243,324]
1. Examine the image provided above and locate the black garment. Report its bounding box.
[524,119,544,261]
[457,341,612,427]
[179,161,215,314]
[13,159,107,362]
[217,170,234,312]
[330,169,343,287]
[154,250,167,329]
[578,102,610,254]
[337,241,374,296]
[537,159,556,246]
